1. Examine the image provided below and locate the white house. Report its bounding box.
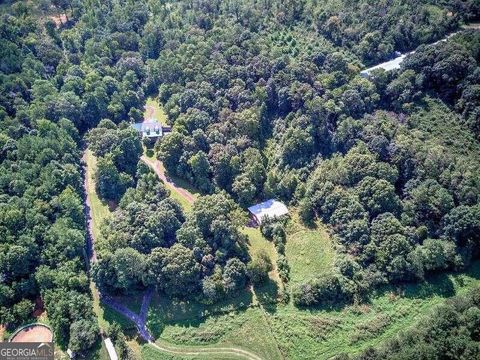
[131,121,171,140]
[248,199,289,226]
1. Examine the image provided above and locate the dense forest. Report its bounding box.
[0,0,479,356]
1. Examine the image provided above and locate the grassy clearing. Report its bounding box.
[242,227,282,289]
[149,306,282,360]
[146,271,480,360]
[168,186,193,213]
[141,344,235,360]
[285,214,335,286]
[268,260,480,359]
[145,98,169,125]
[242,226,285,309]
[85,149,112,240]
[147,290,253,337]
[141,213,480,359]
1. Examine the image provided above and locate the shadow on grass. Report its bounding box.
[147,290,253,339]
[254,278,280,314]
[377,260,480,301]
[296,260,480,314]
[101,303,136,331]
[84,337,105,360]
[160,164,203,198]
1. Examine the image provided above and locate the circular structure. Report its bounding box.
[9,323,53,343]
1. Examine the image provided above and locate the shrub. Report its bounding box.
[293,273,352,307]
[248,250,273,284]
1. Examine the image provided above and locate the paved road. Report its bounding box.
[141,156,196,205]
[101,294,154,341]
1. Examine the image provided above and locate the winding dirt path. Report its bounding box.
[84,150,262,359]
[149,341,263,360]
[141,155,196,204]
[103,293,263,359]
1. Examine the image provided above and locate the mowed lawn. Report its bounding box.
[85,149,112,241]
[285,214,335,286]
[146,97,169,125]
[242,227,283,290]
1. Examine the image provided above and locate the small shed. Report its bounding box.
[360,52,407,78]
[104,338,118,360]
[248,199,289,226]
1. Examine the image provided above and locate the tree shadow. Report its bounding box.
[83,337,104,359]
[159,164,202,196]
[296,299,353,313]
[369,261,480,305]
[254,278,280,314]
[294,260,480,314]
[101,303,136,331]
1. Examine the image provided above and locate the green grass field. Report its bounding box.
[147,305,281,360]
[285,214,335,286]
[242,227,282,288]
[146,98,169,125]
[139,213,480,359]
[85,150,112,241]
[142,259,480,359]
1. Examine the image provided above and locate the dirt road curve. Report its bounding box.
[102,290,264,360]
[84,151,263,359]
[141,156,196,205]
[149,342,264,360]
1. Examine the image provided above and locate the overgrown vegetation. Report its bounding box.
[1,0,480,357]
[352,286,480,359]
